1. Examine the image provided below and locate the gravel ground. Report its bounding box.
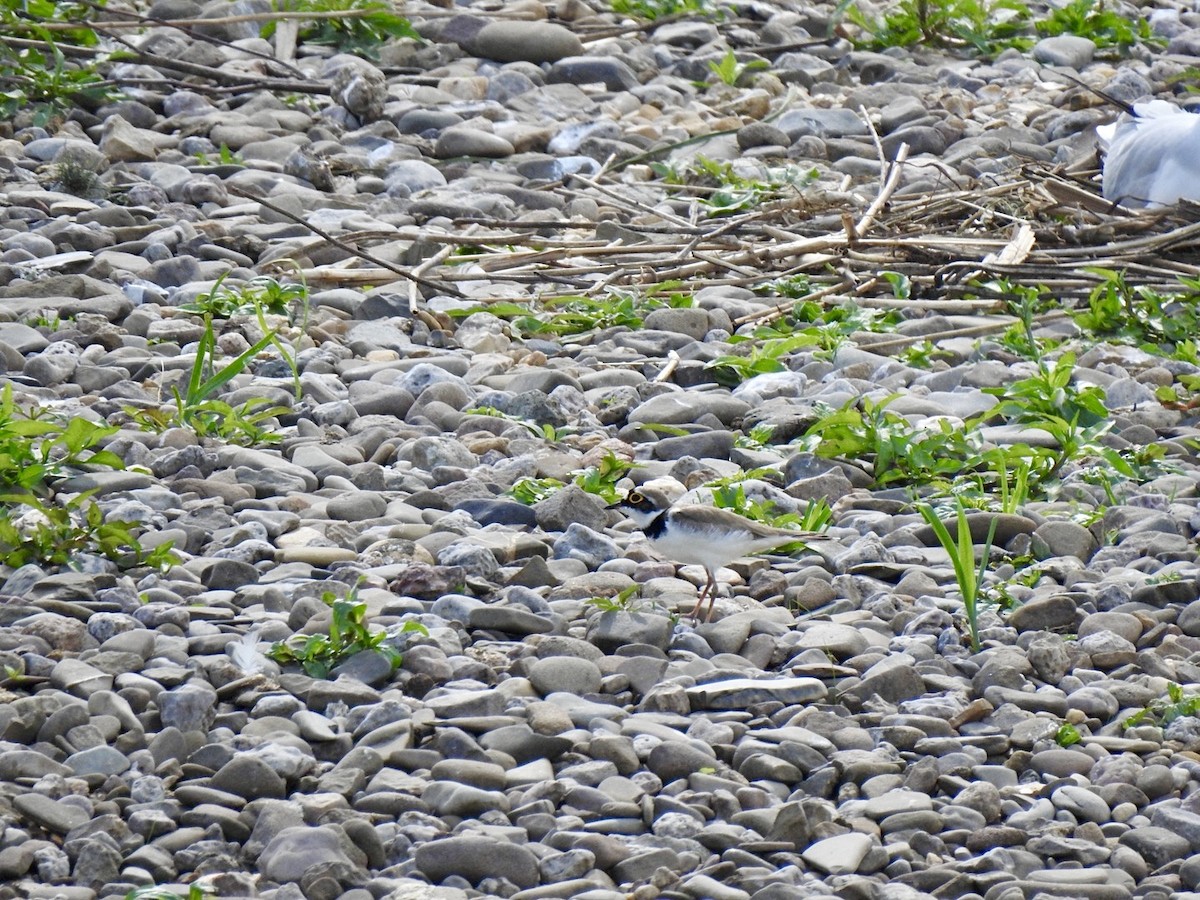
[4,2,1200,900]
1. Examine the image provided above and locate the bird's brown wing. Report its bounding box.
[671,505,831,543]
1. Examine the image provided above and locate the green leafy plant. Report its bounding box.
[453,284,693,339]
[707,49,768,87]
[839,0,1031,53]
[126,885,214,900]
[507,476,566,505]
[507,453,638,505]
[1055,722,1082,747]
[1033,415,1142,484]
[983,352,1108,429]
[268,582,428,678]
[584,584,642,613]
[735,424,777,452]
[897,341,952,368]
[796,497,835,532]
[1123,682,1200,728]
[917,500,997,652]
[464,406,561,442]
[0,389,124,496]
[610,0,718,20]
[575,452,637,504]
[710,483,832,539]
[652,156,819,216]
[24,310,73,330]
[707,331,819,385]
[1036,0,1155,52]
[948,445,1045,513]
[262,0,422,58]
[127,274,300,445]
[193,144,244,167]
[987,448,1034,514]
[0,1,119,126]
[1146,570,1184,585]
[179,275,306,320]
[1075,268,1200,358]
[0,416,116,495]
[585,585,680,623]
[128,397,288,448]
[802,394,982,487]
[880,271,911,300]
[0,491,176,570]
[706,297,898,384]
[1159,372,1200,411]
[755,273,812,299]
[0,387,170,570]
[793,299,902,337]
[968,277,1055,361]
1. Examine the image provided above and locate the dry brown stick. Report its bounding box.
[226,184,464,298]
[690,251,761,278]
[293,267,400,286]
[862,295,1004,310]
[854,142,906,240]
[584,257,633,296]
[451,214,718,235]
[647,232,849,283]
[885,179,1029,215]
[1042,219,1200,258]
[675,213,753,262]
[439,263,623,280]
[466,241,749,271]
[295,233,735,272]
[653,351,682,383]
[299,259,631,285]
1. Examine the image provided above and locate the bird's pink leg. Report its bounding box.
[689,571,713,621]
[704,570,719,622]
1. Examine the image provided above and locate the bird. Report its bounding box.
[1098,100,1200,208]
[610,487,832,622]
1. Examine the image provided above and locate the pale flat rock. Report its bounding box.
[686,677,826,710]
[802,832,875,875]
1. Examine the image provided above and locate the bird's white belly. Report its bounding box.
[650,523,761,569]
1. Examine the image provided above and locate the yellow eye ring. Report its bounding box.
[628,491,643,502]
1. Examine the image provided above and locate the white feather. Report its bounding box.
[1101,101,1200,208]
[228,629,270,673]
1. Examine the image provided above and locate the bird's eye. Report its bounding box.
[628,492,642,503]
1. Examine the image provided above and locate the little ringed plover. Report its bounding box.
[611,487,832,621]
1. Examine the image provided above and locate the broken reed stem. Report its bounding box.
[854,143,910,240]
[408,244,458,313]
[654,351,682,383]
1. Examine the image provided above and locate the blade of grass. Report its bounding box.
[191,329,279,403]
[918,500,995,652]
[185,316,214,405]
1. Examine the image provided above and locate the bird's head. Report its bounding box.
[609,488,668,527]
